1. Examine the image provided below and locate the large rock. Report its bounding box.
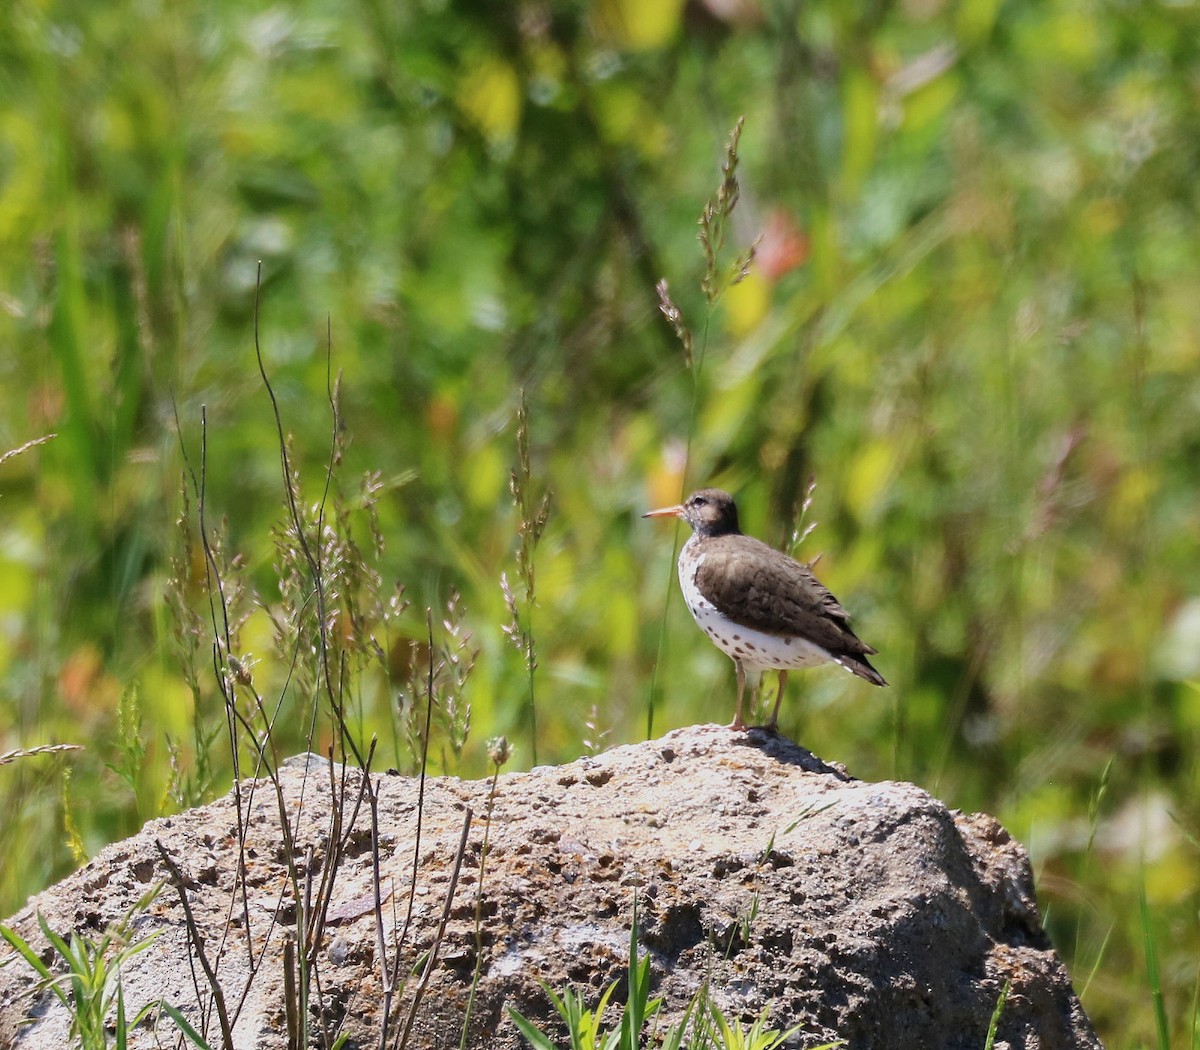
[0,725,1101,1049]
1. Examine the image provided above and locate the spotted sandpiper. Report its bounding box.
[644,488,886,729]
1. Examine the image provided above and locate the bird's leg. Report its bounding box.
[768,670,788,730]
[730,659,747,729]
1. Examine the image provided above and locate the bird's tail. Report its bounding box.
[835,653,888,687]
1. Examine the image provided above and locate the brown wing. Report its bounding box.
[694,534,878,660]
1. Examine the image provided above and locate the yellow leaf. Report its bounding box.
[458,58,522,143]
[841,66,878,195]
[845,441,895,523]
[1109,465,1156,530]
[139,669,195,738]
[593,0,685,51]
[722,270,770,338]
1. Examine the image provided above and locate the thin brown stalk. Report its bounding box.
[191,407,255,966]
[459,737,509,1050]
[283,933,299,1050]
[156,841,235,1050]
[378,609,437,1049]
[252,262,367,772]
[396,808,474,1050]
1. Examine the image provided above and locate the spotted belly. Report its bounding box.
[678,556,833,673]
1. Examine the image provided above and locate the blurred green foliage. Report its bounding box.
[1,0,1199,1043]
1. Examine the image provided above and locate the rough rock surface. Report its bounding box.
[0,725,1101,1049]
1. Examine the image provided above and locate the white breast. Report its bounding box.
[678,546,834,673]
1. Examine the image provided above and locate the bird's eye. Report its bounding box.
[692,496,707,507]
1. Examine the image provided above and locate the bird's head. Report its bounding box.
[643,488,741,537]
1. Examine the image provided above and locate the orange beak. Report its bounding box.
[642,504,685,520]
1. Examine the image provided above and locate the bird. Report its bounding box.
[644,488,886,729]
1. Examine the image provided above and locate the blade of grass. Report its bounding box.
[983,979,1010,1050]
[1140,879,1170,1050]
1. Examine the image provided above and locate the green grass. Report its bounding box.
[1,0,1199,1046]
[983,980,1011,1050]
[0,890,163,1050]
[509,899,833,1050]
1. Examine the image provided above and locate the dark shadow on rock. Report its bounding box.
[736,725,856,780]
